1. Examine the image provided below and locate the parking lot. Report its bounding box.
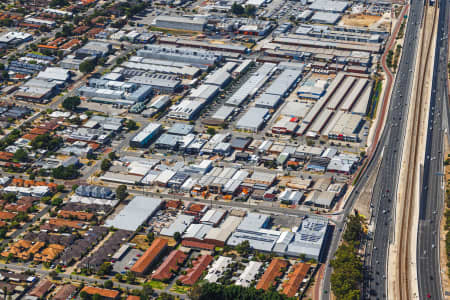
[112,248,144,274]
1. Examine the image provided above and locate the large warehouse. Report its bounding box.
[130,123,163,148]
[309,0,349,12]
[137,45,221,66]
[153,16,208,32]
[226,63,276,106]
[297,73,372,137]
[105,196,162,231]
[236,107,270,132]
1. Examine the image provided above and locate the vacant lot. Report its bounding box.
[342,14,381,27]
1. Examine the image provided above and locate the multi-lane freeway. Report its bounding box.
[320,1,426,298]
[417,0,449,298]
[362,0,427,298]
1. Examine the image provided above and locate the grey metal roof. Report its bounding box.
[211,105,234,121]
[155,133,181,147]
[131,123,162,143]
[311,11,342,24]
[154,15,207,26]
[200,209,226,226]
[160,214,195,237]
[254,93,281,109]
[236,107,269,131]
[227,229,280,252]
[265,69,302,97]
[183,223,213,240]
[104,196,162,231]
[128,76,181,89]
[237,212,270,232]
[286,216,329,259]
[226,63,276,106]
[309,0,349,12]
[167,123,194,136]
[205,68,231,87]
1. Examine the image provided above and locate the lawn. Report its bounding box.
[170,283,191,294]
[148,280,168,290]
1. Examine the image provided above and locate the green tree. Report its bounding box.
[101,159,112,172]
[147,231,155,243]
[49,270,58,279]
[157,293,175,300]
[206,127,216,135]
[50,0,69,7]
[236,240,251,256]
[108,151,117,160]
[125,271,136,284]
[245,4,257,16]
[56,184,65,193]
[97,262,112,276]
[79,60,95,74]
[13,148,28,162]
[116,185,128,201]
[173,231,181,243]
[330,243,362,299]
[52,165,80,179]
[231,3,245,15]
[103,279,113,289]
[343,213,364,245]
[62,96,81,111]
[51,197,63,206]
[125,119,138,131]
[79,290,89,300]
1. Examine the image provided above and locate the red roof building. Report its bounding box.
[282,263,310,297]
[178,254,213,285]
[181,240,215,250]
[151,250,187,281]
[256,258,288,291]
[80,286,120,300]
[131,238,168,276]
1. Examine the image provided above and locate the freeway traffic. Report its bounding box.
[416,0,449,298]
[363,0,427,298]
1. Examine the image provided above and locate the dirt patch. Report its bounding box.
[131,234,150,251]
[440,141,450,296]
[342,14,382,27]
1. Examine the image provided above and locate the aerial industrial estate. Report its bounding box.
[0,0,447,299]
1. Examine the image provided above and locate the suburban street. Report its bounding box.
[0,263,187,299]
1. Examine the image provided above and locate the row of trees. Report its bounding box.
[230,3,257,16]
[330,213,364,299]
[52,165,80,179]
[188,283,292,300]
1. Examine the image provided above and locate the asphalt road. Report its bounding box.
[319,2,424,297]
[362,0,427,298]
[0,262,186,299]
[416,0,449,298]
